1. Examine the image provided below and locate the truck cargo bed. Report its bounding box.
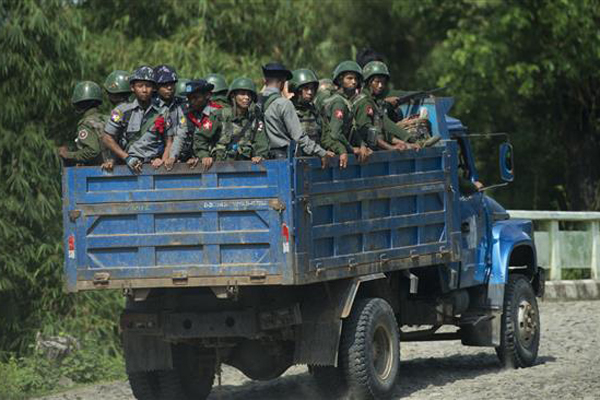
[62,145,460,292]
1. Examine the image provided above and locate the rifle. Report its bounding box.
[394,87,446,106]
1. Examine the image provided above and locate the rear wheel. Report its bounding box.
[339,298,400,400]
[128,371,159,400]
[495,274,540,368]
[159,343,215,400]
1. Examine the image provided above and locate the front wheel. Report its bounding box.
[339,297,400,400]
[495,274,540,368]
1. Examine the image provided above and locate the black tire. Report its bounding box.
[128,371,159,400]
[339,298,400,400]
[495,274,540,368]
[309,365,346,399]
[158,344,215,400]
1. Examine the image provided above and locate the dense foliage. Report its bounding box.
[0,0,598,395]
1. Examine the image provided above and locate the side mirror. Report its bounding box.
[499,143,514,182]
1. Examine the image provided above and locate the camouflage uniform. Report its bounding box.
[213,106,269,161]
[290,69,323,156]
[189,103,224,159]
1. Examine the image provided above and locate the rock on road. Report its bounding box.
[38,300,600,400]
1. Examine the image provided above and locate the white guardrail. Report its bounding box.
[508,210,600,281]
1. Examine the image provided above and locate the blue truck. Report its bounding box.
[61,97,544,400]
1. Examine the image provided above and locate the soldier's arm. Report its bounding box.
[103,109,129,160]
[169,108,187,160]
[63,129,102,163]
[352,99,376,148]
[280,100,326,157]
[326,102,353,153]
[384,114,411,141]
[320,126,347,155]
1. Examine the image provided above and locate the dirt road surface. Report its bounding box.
[37,300,600,400]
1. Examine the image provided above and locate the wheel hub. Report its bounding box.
[372,324,393,380]
[517,300,537,346]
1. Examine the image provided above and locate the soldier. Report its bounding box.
[321,60,371,163]
[212,77,269,163]
[103,70,131,106]
[102,66,170,173]
[314,78,336,116]
[58,81,106,166]
[289,69,347,168]
[259,62,334,167]
[103,70,132,170]
[183,79,222,171]
[205,73,230,109]
[152,65,188,170]
[354,61,417,152]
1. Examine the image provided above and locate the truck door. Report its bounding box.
[456,136,490,288]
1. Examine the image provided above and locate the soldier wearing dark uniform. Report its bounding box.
[58,81,106,166]
[212,77,269,163]
[152,65,187,170]
[260,63,334,166]
[353,61,416,152]
[289,69,347,167]
[321,60,371,163]
[182,79,222,171]
[102,66,171,173]
[205,73,230,110]
[103,70,130,107]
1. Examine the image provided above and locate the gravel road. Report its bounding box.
[37,300,600,400]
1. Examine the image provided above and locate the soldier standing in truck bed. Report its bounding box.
[260,62,334,167]
[58,81,106,166]
[205,73,231,110]
[102,66,170,173]
[212,77,269,163]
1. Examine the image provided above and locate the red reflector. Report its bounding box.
[68,235,75,251]
[282,224,289,242]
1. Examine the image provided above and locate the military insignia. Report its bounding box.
[78,130,88,140]
[366,106,374,116]
[258,121,264,131]
[334,109,344,120]
[180,116,186,126]
[110,109,123,123]
[202,119,212,130]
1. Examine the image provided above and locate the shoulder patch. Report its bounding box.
[202,119,213,130]
[179,115,186,126]
[334,109,344,120]
[110,109,123,123]
[78,129,89,140]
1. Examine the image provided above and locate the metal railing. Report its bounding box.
[508,210,600,280]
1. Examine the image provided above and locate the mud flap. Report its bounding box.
[123,332,172,373]
[460,310,501,347]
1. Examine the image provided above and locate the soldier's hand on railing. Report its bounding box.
[321,151,335,169]
[186,157,199,169]
[101,159,114,172]
[151,158,163,169]
[339,153,348,169]
[164,157,176,171]
[57,146,69,159]
[125,156,143,173]
[251,156,263,164]
[201,157,214,171]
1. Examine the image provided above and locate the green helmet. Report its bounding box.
[205,73,228,94]
[176,78,190,99]
[362,61,390,82]
[289,69,319,92]
[318,78,335,92]
[332,60,363,84]
[71,81,103,104]
[228,77,257,99]
[104,70,130,94]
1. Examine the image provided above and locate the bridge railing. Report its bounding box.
[508,210,600,281]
